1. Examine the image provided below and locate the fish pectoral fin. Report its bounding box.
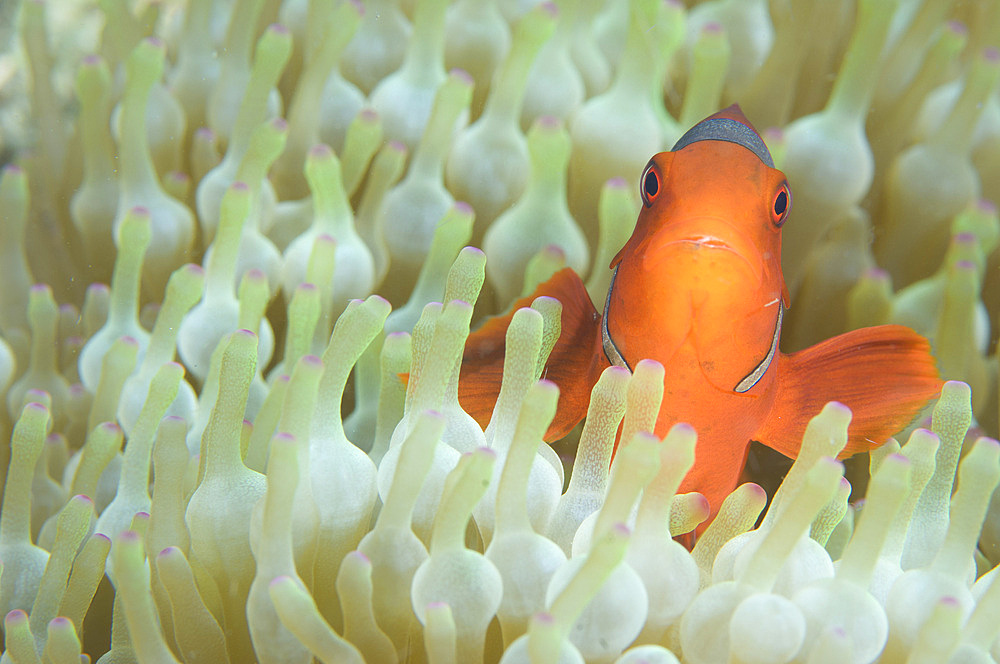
[755,325,942,459]
[459,267,607,441]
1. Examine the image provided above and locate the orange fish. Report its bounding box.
[459,105,941,522]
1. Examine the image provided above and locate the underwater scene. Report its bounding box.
[0,0,999,661]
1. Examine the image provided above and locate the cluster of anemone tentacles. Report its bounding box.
[1,0,1000,662]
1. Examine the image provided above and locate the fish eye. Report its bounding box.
[771,183,791,226]
[641,163,659,207]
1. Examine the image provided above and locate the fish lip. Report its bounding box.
[652,216,764,282]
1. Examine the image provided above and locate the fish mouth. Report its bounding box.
[650,217,764,282]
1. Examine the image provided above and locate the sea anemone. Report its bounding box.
[0,0,999,662]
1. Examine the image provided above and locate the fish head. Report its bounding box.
[614,105,789,294]
[606,106,792,395]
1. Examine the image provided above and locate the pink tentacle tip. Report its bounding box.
[81,54,103,66]
[533,612,556,626]
[269,575,293,588]
[541,244,566,259]
[349,550,371,565]
[611,522,632,537]
[30,282,52,294]
[2,163,24,175]
[270,117,289,132]
[70,494,94,506]
[144,36,165,49]
[764,127,785,141]
[119,530,141,543]
[607,365,632,379]
[535,115,562,130]
[702,22,724,35]
[158,546,180,558]
[670,422,697,437]
[607,176,628,189]
[536,379,558,392]
[976,436,1000,451]
[946,21,968,36]
[538,2,558,18]
[359,107,379,122]
[827,401,851,416]
[449,68,475,86]
[885,453,911,467]
[5,609,28,624]
[25,388,50,402]
[268,23,290,35]
[984,47,1000,63]
[273,432,296,445]
[453,200,474,215]
[310,144,334,158]
[389,140,408,154]
[475,446,498,461]
[977,198,996,213]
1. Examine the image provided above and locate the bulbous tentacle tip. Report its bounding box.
[4,609,28,624]
[117,529,141,544]
[448,68,475,87]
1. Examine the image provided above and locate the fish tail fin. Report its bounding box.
[757,325,942,458]
[460,268,609,440]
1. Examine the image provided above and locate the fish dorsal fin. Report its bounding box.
[672,104,774,168]
[459,268,609,440]
[755,325,941,459]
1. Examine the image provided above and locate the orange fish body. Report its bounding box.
[460,106,941,520]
